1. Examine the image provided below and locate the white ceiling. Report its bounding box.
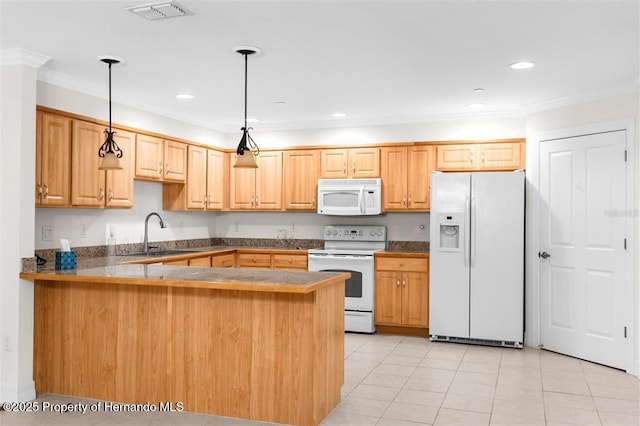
[1,0,638,133]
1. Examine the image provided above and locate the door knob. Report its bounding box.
[538,251,551,259]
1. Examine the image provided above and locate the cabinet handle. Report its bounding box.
[98,187,105,201]
[408,196,412,205]
[204,195,208,207]
[470,152,474,164]
[43,184,49,199]
[36,183,42,201]
[158,162,163,174]
[342,163,346,174]
[255,195,259,206]
[481,153,485,163]
[312,196,316,207]
[402,196,406,206]
[250,196,254,206]
[352,162,356,174]
[396,279,400,286]
[402,279,406,287]
[108,188,114,201]
[165,163,170,175]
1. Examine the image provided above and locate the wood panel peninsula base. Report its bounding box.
[21,265,348,426]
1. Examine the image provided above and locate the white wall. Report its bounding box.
[523,92,639,374]
[34,181,216,250]
[215,211,430,242]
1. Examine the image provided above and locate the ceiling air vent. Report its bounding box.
[126,1,191,20]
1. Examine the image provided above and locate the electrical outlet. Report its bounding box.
[42,226,54,241]
[1,335,9,352]
[80,224,88,238]
[419,224,426,234]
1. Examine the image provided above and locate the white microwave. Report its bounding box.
[317,178,382,216]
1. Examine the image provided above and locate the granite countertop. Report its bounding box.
[20,263,349,294]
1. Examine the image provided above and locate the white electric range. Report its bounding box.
[308,225,386,333]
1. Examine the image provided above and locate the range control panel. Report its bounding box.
[323,225,386,242]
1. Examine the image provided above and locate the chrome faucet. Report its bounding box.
[142,212,167,254]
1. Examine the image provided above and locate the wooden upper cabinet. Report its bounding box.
[36,112,71,207]
[105,129,135,208]
[206,149,226,210]
[135,134,164,180]
[71,121,135,208]
[436,142,524,171]
[284,150,319,210]
[320,147,379,178]
[71,120,106,207]
[229,151,282,210]
[187,146,226,210]
[381,145,434,211]
[163,140,187,182]
[186,145,207,209]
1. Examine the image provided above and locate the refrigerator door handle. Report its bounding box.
[464,196,470,267]
[471,196,477,268]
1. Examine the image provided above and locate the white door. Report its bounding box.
[539,130,628,369]
[470,172,524,344]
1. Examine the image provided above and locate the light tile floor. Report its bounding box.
[1,333,638,425]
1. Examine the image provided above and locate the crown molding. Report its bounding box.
[0,48,51,68]
[519,85,639,114]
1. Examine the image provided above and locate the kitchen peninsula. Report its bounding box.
[20,263,348,426]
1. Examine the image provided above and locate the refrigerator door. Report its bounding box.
[429,172,471,339]
[469,171,524,343]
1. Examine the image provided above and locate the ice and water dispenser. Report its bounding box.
[437,213,462,252]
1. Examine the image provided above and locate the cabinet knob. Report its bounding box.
[255,195,259,206]
[396,279,400,286]
[408,196,412,205]
[352,162,356,174]
[108,188,114,201]
[158,162,163,173]
[402,279,406,286]
[98,187,105,201]
[342,163,346,174]
[165,163,170,174]
[470,152,474,164]
[252,257,256,262]
[43,184,49,199]
[287,259,292,263]
[402,196,406,206]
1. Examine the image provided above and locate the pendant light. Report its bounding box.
[97,57,124,170]
[233,46,261,168]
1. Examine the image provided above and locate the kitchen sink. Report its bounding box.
[121,250,201,257]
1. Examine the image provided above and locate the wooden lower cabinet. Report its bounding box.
[375,255,429,329]
[236,251,308,270]
[272,253,308,270]
[188,256,211,267]
[237,253,272,268]
[163,259,189,266]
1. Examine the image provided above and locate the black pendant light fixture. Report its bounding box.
[97,56,124,170]
[233,46,261,168]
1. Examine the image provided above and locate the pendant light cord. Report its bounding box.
[243,52,248,132]
[108,61,113,133]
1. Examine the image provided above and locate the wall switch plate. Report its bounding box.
[1,335,9,351]
[42,226,54,241]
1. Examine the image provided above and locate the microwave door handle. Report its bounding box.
[359,187,365,214]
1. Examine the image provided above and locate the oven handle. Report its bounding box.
[308,254,373,260]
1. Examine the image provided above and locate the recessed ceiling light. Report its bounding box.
[467,103,487,109]
[331,112,347,117]
[473,88,485,93]
[176,93,194,99]
[275,101,286,106]
[509,61,536,70]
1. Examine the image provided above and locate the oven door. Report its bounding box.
[307,253,374,312]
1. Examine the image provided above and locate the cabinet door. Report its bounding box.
[380,146,408,210]
[436,144,476,171]
[406,145,434,210]
[186,145,207,209]
[284,150,319,210]
[477,143,523,170]
[135,134,163,179]
[105,129,135,208]
[38,112,71,206]
[229,154,256,209]
[374,271,403,325]
[349,148,380,178]
[206,149,226,210]
[255,151,282,210]
[163,140,186,182]
[319,149,349,178]
[401,271,429,327]
[71,120,106,207]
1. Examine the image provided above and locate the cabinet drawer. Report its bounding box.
[163,259,189,266]
[376,257,428,272]
[211,253,235,268]
[272,254,308,270]
[237,253,271,268]
[188,256,211,267]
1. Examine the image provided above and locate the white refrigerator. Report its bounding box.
[429,171,524,347]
